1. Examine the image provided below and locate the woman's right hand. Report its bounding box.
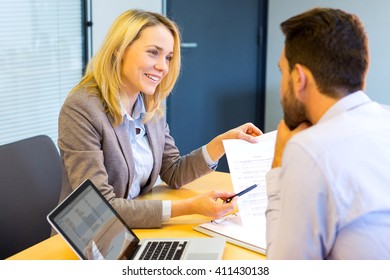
[171,191,238,219]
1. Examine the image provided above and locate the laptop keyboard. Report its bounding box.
[139,241,188,260]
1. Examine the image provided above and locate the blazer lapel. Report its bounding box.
[113,119,135,196]
[144,120,162,192]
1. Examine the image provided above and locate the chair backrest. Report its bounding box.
[0,135,62,259]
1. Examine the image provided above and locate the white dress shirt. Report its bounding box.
[266,91,390,259]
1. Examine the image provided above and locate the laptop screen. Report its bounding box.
[48,180,139,260]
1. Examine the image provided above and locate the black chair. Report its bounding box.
[0,135,62,259]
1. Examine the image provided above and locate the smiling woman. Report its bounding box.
[57,9,262,230]
[73,9,182,127]
[120,24,174,113]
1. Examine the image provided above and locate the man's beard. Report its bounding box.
[282,80,310,130]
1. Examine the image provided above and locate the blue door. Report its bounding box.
[167,0,267,172]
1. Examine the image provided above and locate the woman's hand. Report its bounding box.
[206,122,263,162]
[171,191,238,219]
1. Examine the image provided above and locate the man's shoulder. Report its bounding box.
[288,104,390,158]
[286,115,355,161]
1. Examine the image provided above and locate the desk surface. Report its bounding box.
[8,172,265,260]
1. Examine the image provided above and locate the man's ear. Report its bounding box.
[292,63,308,101]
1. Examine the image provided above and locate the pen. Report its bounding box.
[223,183,258,203]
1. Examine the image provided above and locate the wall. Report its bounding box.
[91,0,163,55]
[265,1,390,132]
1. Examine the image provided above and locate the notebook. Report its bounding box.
[47,179,226,260]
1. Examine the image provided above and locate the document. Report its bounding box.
[194,130,277,254]
[224,130,276,227]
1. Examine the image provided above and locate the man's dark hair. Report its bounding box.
[281,8,369,97]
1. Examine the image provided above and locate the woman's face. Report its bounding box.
[121,24,174,97]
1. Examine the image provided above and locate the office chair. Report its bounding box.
[0,135,62,259]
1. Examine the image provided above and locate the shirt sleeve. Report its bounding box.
[162,200,171,222]
[201,145,218,170]
[161,146,215,222]
[265,142,337,259]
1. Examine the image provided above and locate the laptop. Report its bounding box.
[47,179,226,260]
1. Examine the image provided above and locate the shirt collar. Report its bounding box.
[318,90,371,123]
[120,94,146,121]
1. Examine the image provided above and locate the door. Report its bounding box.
[166,0,267,172]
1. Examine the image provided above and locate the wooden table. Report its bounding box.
[8,172,266,260]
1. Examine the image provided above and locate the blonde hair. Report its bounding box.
[71,9,181,125]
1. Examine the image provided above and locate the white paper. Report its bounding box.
[195,212,265,252]
[194,131,276,253]
[222,130,276,227]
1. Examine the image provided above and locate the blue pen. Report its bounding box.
[224,183,258,203]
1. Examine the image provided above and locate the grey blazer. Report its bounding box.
[58,87,213,228]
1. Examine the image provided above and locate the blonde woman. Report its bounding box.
[58,10,261,228]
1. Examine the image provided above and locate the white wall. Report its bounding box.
[265,1,390,132]
[91,0,163,56]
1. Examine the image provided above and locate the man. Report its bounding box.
[266,8,390,259]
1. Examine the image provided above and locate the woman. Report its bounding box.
[58,9,261,228]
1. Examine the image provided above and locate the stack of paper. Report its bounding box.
[194,130,277,255]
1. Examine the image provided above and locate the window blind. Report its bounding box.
[0,0,83,146]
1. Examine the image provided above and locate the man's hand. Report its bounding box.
[272,120,311,168]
